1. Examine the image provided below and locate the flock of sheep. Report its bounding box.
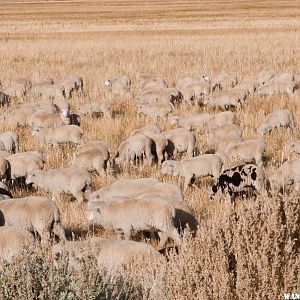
[0,69,299,274]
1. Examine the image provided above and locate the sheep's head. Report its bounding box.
[104,80,113,87]
[25,172,36,186]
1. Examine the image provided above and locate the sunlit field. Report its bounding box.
[0,0,300,299]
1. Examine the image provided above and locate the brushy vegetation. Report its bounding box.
[0,0,299,299]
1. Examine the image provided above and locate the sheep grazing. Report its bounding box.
[72,140,111,175]
[7,151,44,181]
[161,154,223,188]
[0,227,35,263]
[269,157,300,192]
[210,164,267,200]
[136,89,173,105]
[29,111,70,129]
[203,92,243,110]
[78,100,112,118]
[61,75,84,98]
[258,109,295,134]
[32,125,84,145]
[257,81,295,96]
[105,75,131,96]
[0,131,19,153]
[289,140,300,154]
[114,134,154,166]
[0,196,66,242]
[222,139,266,168]
[180,87,195,106]
[162,127,196,158]
[26,166,92,203]
[169,113,211,131]
[138,102,173,121]
[87,198,181,249]
[53,237,160,273]
[211,73,238,92]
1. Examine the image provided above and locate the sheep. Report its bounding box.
[78,100,112,118]
[114,134,154,165]
[206,124,243,147]
[7,151,44,181]
[76,140,111,156]
[12,78,32,92]
[289,140,300,154]
[258,109,295,134]
[0,196,66,242]
[203,92,243,110]
[72,150,110,175]
[257,81,295,96]
[161,154,223,188]
[137,74,167,90]
[105,75,131,96]
[40,83,66,101]
[169,113,211,131]
[215,136,244,159]
[0,131,19,153]
[30,78,54,95]
[3,83,26,99]
[211,73,238,92]
[204,111,237,132]
[269,157,300,192]
[29,111,70,129]
[0,141,6,152]
[130,124,162,136]
[162,127,196,158]
[0,158,10,182]
[0,182,13,200]
[87,197,181,249]
[255,70,276,85]
[136,89,173,105]
[186,81,210,99]
[61,76,84,98]
[138,102,173,121]
[222,139,266,168]
[180,86,195,106]
[52,237,160,273]
[26,166,91,203]
[210,164,267,200]
[0,92,11,106]
[90,178,184,203]
[0,227,35,263]
[32,125,84,145]
[0,151,11,159]
[1,103,35,127]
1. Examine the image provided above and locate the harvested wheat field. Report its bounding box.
[0,0,300,299]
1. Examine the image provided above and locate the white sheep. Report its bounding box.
[0,226,35,263]
[0,196,66,242]
[130,124,162,136]
[161,154,223,188]
[223,139,266,168]
[26,166,92,203]
[257,81,295,96]
[258,109,295,134]
[29,111,70,129]
[0,131,19,153]
[87,197,181,249]
[7,151,44,181]
[203,92,243,110]
[204,111,237,132]
[162,127,196,158]
[269,157,300,191]
[138,102,173,120]
[32,125,84,145]
[52,237,160,273]
[169,113,211,131]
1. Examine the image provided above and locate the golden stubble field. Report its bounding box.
[0,1,300,299]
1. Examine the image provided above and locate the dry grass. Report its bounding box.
[0,0,300,298]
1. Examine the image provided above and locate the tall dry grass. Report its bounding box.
[0,0,300,299]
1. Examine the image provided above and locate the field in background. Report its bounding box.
[0,1,300,299]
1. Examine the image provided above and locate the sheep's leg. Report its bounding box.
[157,231,169,249]
[53,223,66,242]
[168,228,181,246]
[39,228,51,245]
[184,175,193,189]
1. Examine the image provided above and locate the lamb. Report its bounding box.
[90,178,184,203]
[210,164,267,200]
[29,111,70,129]
[7,151,44,181]
[258,109,295,134]
[257,81,295,96]
[269,157,300,191]
[0,227,35,263]
[204,111,237,131]
[0,196,66,242]
[289,140,300,154]
[203,92,243,110]
[222,139,266,168]
[0,131,19,153]
[114,134,154,165]
[162,127,196,158]
[169,113,211,131]
[138,102,173,120]
[206,124,243,147]
[26,166,92,203]
[87,197,181,249]
[52,238,160,272]
[161,154,223,188]
[32,125,84,145]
